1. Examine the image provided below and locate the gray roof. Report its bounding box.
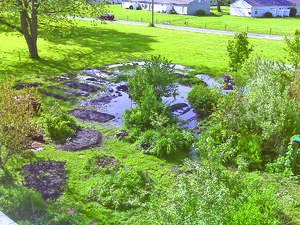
[133,0,207,5]
[244,0,297,6]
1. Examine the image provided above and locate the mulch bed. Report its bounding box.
[98,156,119,168]
[23,160,67,200]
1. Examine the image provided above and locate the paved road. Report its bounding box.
[73,16,284,41]
[112,20,284,41]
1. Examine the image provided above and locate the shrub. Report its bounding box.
[0,85,38,169]
[140,161,283,224]
[285,29,300,69]
[196,9,206,16]
[39,102,77,142]
[124,86,173,133]
[128,55,177,104]
[0,185,46,222]
[227,32,253,72]
[267,143,300,176]
[188,84,220,116]
[289,7,297,17]
[197,60,300,171]
[264,12,273,18]
[88,167,152,209]
[137,126,195,157]
[169,8,177,14]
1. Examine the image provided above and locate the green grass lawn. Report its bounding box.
[108,5,300,36]
[0,20,286,83]
[0,20,299,224]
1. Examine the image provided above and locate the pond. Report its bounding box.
[41,62,226,130]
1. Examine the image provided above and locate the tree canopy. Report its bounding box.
[0,0,105,59]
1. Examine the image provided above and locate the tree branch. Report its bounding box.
[0,17,23,34]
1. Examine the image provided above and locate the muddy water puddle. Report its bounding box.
[43,62,227,129]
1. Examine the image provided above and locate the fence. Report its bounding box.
[117,15,290,36]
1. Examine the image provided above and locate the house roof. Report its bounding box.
[131,0,208,5]
[244,0,297,6]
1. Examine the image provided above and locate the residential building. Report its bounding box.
[230,0,300,17]
[122,0,210,15]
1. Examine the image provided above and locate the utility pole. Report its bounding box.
[150,0,154,26]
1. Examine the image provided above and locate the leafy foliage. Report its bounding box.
[196,9,206,16]
[0,0,106,58]
[264,12,273,18]
[285,29,300,69]
[188,84,220,116]
[227,32,253,72]
[88,167,152,210]
[289,7,297,17]
[0,185,46,223]
[128,55,177,104]
[197,59,300,170]
[124,86,173,134]
[267,142,300,176]
[140,161,283,225]
[137,126,195,157]
[39,102,77,142]
[0,85,38,169]
[125,56,178,139]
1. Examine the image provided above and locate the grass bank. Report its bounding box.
[108,5,300,36]
[0,20,286,82]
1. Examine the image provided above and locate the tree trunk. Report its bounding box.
[24,35,39,59]
[20,0,39,59]
[217,1,222,12]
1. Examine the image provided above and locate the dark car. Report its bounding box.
[99,13,115,21]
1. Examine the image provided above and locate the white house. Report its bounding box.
[230,0,300,17]
[122,0,210,15]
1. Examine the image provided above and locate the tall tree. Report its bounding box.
[0,0,105,59]
[211,0,225,12]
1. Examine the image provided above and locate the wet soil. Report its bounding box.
[57,128,102,151]
[98,156,119,168]
[69,108,115,123]
[15,81,43,90]
[39,90,76,102]
[64,81,100,92]
[23,161,67,200]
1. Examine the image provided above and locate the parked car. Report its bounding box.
[99,13,115,21]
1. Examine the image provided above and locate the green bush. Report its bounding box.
[137,126,195,157]
[264,12,273,18]
[196,9,206,16]
[197,59,300,171]
[267,143,300,176]
[0,185,46,223]
[124,86,173,133]
[88,167,152,209]
[40,102,77,142]
[285,29,300,69]
[128,55,176,104]
[139,162,283,225]
[227,32,253,72]
[0,85,38,169]
[289,7,297,17]
[188,84,220,116]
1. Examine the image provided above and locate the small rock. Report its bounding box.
[116,130,129,139]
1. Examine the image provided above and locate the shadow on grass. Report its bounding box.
[1,25,157,80]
